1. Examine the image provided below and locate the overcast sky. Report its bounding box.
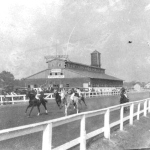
[1,0,150,82]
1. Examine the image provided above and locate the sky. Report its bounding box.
[1,0,150,82]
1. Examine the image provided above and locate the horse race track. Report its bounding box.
[0,92,149,150]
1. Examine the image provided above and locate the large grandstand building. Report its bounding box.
[25,50,123,91]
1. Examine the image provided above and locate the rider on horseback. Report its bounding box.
[35,90,40,100]
[71,88,81,98]
[120,87,129,113]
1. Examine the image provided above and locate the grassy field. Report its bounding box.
[0,91,149,150]
[88,114,150,150]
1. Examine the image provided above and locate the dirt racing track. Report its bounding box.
[0,92,149,150]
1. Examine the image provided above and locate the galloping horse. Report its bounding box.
[53,90,63,109]
[120,88,129,113]
[71,88,87,107]
[77,93,87,107]
[63,94,79,116]
[25,90,48,117]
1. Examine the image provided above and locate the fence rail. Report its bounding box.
[0,91,120,104]
[0,98,149,150]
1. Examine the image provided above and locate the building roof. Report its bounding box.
[25,67,123,81]
[24,69,48,79]
[67,60,105,70]
[91,50,100,54]
[66,68,123,81]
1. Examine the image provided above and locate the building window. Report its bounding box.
[55,73,57,75]
[58,63,61,67]
[61,72,63,75]
[50,73,52,75]
[66,84,69,87]
[34,84,37,88]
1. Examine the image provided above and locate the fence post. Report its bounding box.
[148,99,150,113]
[144,99,147,117]
[80,114,86,150]
[23,95,26,101]
[104,109,110,139]
[130,103,134,125]
[120,106,124,131]
[12,96,14,105]
[137,103,140,120]
[42,123,52,150]
[0,96,3,105]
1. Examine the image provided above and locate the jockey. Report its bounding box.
[30,88,36,95]
[70,88,75,100]
[60,88,66,102]
[76,88,81,97]
[120,87,129,104]
[67,88,75,102]
[70,88,80,102]
[35,88,41,100]
[73,88,80,98]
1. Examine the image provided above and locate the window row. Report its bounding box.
[67,63,104,73]
[49,72,63,75]
[91,84,122,87]
[49,63,62,67]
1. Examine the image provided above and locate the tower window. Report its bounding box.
[66,84,69,87]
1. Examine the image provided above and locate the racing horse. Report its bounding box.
[53,90,63,109]
[76,93,87,107]
[120,88,129,113]
[25,90,48,117]
[70,88,87,107]
[63,92,79,116]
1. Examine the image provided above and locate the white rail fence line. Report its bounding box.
[0,91,120,104]
[0,98,149,150]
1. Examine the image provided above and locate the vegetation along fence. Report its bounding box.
[0,91,120,104]
[0,98,149,150]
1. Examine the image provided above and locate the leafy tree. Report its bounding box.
[0,71,15,86]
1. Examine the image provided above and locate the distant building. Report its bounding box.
[133,82,142,91]
[24,50,123,90]
[144,82,150,89]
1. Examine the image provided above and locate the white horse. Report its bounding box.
[63,93,79,116]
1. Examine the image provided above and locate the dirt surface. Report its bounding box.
[88,114,150,150]
[0,92,149,150]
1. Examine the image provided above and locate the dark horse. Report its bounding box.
[75,93,87,107]
[25,91,48,117]
[120,88,129,113]
[53,91,63,109]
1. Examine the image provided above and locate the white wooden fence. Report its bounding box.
[0,98,149,150]
[0,91,120,104]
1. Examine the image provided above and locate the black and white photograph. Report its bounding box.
[0,0,150,150]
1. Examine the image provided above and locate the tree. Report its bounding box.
[0,71,15,86]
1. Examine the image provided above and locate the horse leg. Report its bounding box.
[76,101,79,114]
[37,105,41,116]
[65,102,70,116]
[65,104,67,116]
[28,106,34,117]
[42,101,48,114]
[81,97,87,106]
[25,104,31,114]
[79,99,82,108]
[56,100,61,108]
[58,101,62,109]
